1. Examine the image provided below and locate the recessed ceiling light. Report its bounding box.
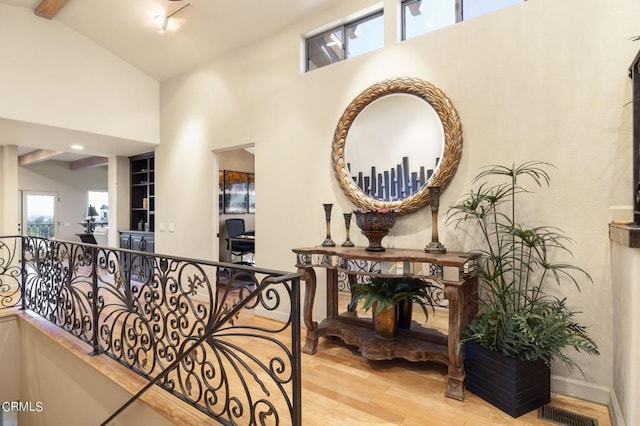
[70,144,84,150]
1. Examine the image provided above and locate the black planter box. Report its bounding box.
[464,341,551,417]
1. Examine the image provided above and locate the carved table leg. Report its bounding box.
[326,268,339,319]
[343,272,358,317]
[298,267,318,354]
[443,283,465,400]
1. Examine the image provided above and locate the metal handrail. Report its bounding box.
[0,235,302,425]
[101,272,301,425]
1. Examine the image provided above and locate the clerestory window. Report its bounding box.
[306,11,384,71]
[402,0,524,41]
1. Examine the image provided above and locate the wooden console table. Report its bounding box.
[293,246,479,400]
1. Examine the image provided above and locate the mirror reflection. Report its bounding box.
[345,94,444,201]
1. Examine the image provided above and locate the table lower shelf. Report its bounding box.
[313,317,450,365]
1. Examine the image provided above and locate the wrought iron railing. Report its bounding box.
[0,235,301,425]
[25,223,55,238]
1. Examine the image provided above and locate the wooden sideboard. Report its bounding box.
[292,246,479,401]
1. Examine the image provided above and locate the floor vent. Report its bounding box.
[538,405,598,426]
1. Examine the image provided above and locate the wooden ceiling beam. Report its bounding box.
[34,0,69,20]
[18,150,62,166]
[69,156,108,170]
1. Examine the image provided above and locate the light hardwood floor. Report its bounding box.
[301,335,610,425]
[2,270,611,426]
[4,305,611,426]
[302,293,609,425]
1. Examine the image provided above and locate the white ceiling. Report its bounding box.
[1,0,340,82]
[2,0,340,163]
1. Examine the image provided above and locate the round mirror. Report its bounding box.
[332,77,463,215]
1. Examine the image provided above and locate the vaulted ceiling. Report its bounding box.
[2,0,341,166]
[1,0,341,81]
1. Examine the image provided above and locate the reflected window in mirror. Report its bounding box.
[402,0,524,41]
[306,10,383,71]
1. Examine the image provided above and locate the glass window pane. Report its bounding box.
[88,190,109,220]
[346,13,384,59]
[307,29,344,71]
[26,195,55,238]
[463,0,522,20]
[403,0,456,40]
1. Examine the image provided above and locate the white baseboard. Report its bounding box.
[551,375,626,425]
[551,374,610,405]
[609,389,626,426]
[254,306,291,323]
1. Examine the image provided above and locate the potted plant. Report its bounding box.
[447,161,599,417]
[350,276,435,340]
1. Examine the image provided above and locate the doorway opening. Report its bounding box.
[214,145,255,264]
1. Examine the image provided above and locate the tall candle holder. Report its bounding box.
[425,185,447,254]
[322,203,336,247]
[341,213,355,247]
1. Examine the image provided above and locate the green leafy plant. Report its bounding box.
[447,161,599,374]
[350,276,436,318]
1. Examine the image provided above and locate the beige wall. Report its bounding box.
[157,0,640,407]
[0,4,158,143]
[0,317,20,404]
[0,0,637,420]
[18,161,108,242]
[0,3,159,245]
[0,146,18,235]
[108,156,131,248]
[18,321,173,426]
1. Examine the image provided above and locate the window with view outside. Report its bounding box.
[346,13,384,59]
[88,190,108,221]
[402,0,524,40]
[25,194,55,238]
[403,0,455,40]
[306,11,384,71]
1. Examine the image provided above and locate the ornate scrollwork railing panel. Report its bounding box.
[91,248,300,425]
[154,273,300,425]
[0,236,301,425]
[0,237,22,310]
[22,237,94,344]
[97,254,219,378]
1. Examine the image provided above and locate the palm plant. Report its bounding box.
[447,161,599,374]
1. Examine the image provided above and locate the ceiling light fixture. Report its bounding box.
[156,2,191,34]
[70,144,84,150]
[157,16,169,34]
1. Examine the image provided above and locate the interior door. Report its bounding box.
[21,191,58,238]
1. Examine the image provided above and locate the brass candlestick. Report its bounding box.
[425,185,446,254]
[322,203,336,247]
[342,213,354,247]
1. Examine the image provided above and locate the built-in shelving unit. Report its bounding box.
[120,152,155,277]
[129,152,155,232]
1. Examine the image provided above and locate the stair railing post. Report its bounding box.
[90,244,102,355]
[21,236,26,310]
